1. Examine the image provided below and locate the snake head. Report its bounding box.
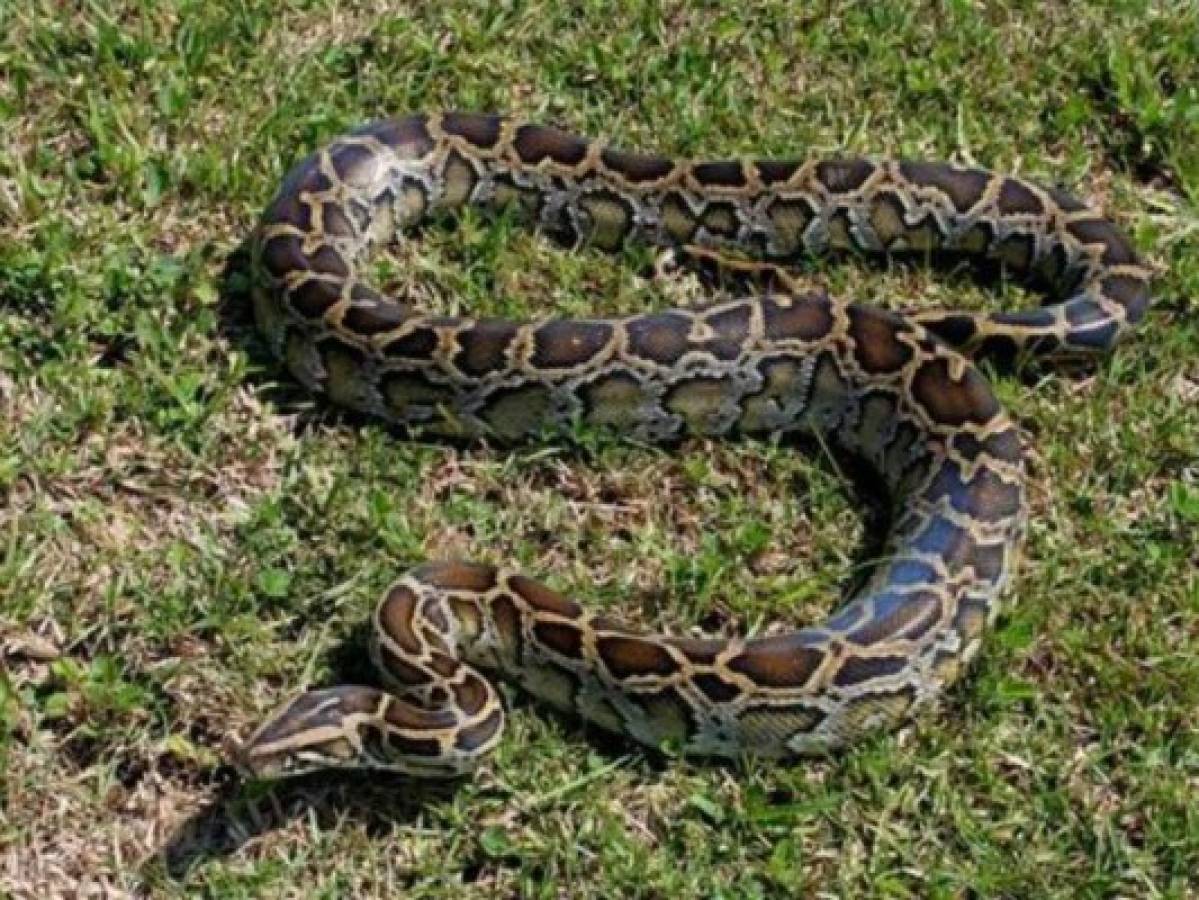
[231,685,490,779]
[231,687,390,779]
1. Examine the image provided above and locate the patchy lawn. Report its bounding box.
[1,1,1197,896]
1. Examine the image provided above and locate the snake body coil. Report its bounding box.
[238,113,1149,778]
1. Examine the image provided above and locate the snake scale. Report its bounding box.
[236,112,1150,778]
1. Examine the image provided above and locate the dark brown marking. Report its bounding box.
[950,427,1022,465]
[267,192,312,232]
[287,278,342,317]
[727,635,823,688]
[701,303,753,361]
[509,574,580,617]
[965,468,1024,522]
[308,244,350,278]
[513,124,590,167]
[490,593,523,660]
[1047,186,1087,213]
[910,358,1000,426]
[996,178,1045,216]
[381,325,439,360]
[704,303,752,343]
[1066,218,1137,266]
[355,116,435,159]
[441,112,502,148]
[917,313,977,349]
[993,308,1056,329]
[762,294,835,343]
[1065,299,1108,326]
[692,672,741,704]
[428,652,458,679]
[417,561,498,593]
[342,299,410,335]
[899,161,990,213]
[755,159,802,185]
[373,642,430,686]
[260,234,309,277]
[374,730,443,759]
[984,426,1024,463]
[596,635,680,680]
[626,313,692,366]
[533,621,584,658]
[668,637,723,666]
[328,142,376,183]
[833,654,908,687]
[452,676,490,716]
[847,305,912,374]
[274,154,333,201]
[319,201,356,238]
[894,594,944,642]
[1067,320,1120,350]
[454,707,504,752]
[815,158,876,193]
[692,159,746,188]
[378,584,421,654]
[848,592,941,646]
[382,698,456,730]
[927,461,1024,522]
[600,147,675,183]
[453,318,518,377]
[530,320,614,369]
[1099,274,1150,322]
[913,516,978,575]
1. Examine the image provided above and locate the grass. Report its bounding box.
[1,0,1197,896]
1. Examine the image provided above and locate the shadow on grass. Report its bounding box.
[150,765,462,882]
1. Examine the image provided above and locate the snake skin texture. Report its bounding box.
[235,112,1150,778]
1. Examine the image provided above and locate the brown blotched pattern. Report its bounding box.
[235,112,1148,779]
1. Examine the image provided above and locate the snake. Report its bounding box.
[234,112,1150,779]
